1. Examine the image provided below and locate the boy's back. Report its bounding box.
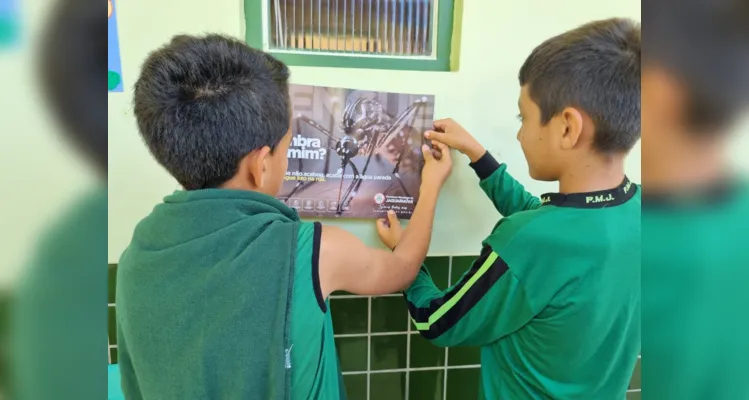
[117,190,342,399]
[482,176,641,398]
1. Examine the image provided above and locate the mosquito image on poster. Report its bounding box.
[279,85,435,219]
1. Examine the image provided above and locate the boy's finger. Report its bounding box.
[421,144,433,162]
[425,129,447,141]
[433,118,451,131]
[387,210,399,224]
[431,139,448,151]
[431,140,452,162]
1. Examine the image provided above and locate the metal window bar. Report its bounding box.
[268,0,434,56]
[351,0,355,52]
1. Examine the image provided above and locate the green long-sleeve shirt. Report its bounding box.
[405,153,641,399]
[642,179,749,399]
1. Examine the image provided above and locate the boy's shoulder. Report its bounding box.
[482,205,576,254]
[295,221,320,252]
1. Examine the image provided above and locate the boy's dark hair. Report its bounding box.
[134,34,291,190]
[39,0,107,176]
[519,18,641,153]
[643,0,749,134]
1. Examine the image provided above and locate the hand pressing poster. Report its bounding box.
[279,85,435,220]
[108,0,123,92]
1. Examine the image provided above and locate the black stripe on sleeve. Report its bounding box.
[468,151,501,181]
[312,222,327,313]
[406,246,509,340]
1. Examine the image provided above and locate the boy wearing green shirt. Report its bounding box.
[117,34,452,399]
[378,18,641,399]
[642,0,749,398]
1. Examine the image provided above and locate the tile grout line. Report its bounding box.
[336,331,410,338]
[405,298,411,399]
[331,293,401,299]
[366,295,372,400]
[341,364,482,375]
[443,256,453,400]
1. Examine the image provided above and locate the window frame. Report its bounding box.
[244,0,456,71]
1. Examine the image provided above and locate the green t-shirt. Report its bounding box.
[642,180,749,399]
[290,222,345,399]
[405,153,641,399]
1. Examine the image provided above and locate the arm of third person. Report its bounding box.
[318,143,450,297]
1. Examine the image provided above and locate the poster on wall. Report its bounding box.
[279,85,435,220]
[108,0,123,92]
[0,0,19,49]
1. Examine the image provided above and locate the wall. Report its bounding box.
[0,1,96,287]
[107,0,642,261]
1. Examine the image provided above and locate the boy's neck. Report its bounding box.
[644,137,729,194]
[557,156,626,194]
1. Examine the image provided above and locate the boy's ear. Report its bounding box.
[559,107,585,150]
[244,146,273,188]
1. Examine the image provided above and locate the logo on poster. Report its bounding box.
[374,193,385,205]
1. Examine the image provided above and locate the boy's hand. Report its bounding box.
[425,118,486,163]
[376,210,402,250]
[420,140,453,190]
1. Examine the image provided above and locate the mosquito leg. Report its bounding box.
[348,132,380,199]
[337,160,361,215]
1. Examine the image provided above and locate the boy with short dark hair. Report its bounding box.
[378,18,641,399]
[116,34,452,399]
[641,0,749,398]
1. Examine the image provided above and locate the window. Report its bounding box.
[245,0,459,71]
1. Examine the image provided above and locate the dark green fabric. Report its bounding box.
[642,180,749,399]
[10,188,108,400]
[289,223,346,399]
[116,189,301,400]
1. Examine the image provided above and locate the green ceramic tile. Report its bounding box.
[343,374,367,400]
[108,306,117,345]
[335,336,368,372]
[109,347,119,364]
[108,264,117,303]
[370,335,407,370]
[409,370,444,400]
[410,333,445,368]
[370,372,406,400]
[424,256,450,289]
[629,357,641,389]
[451,256,479,285]
[371,296,408,333]
[626,390,641,400]
[331,298,368,334]
[446,368,480,400]
[448,346,481,366]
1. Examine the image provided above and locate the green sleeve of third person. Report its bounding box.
[403,246,535,347]
[469,151,541,216]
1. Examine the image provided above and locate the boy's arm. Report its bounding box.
[319,143,450,297]
[404,244,536,347]
[469,151,542,216]
[425,119,540,216]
